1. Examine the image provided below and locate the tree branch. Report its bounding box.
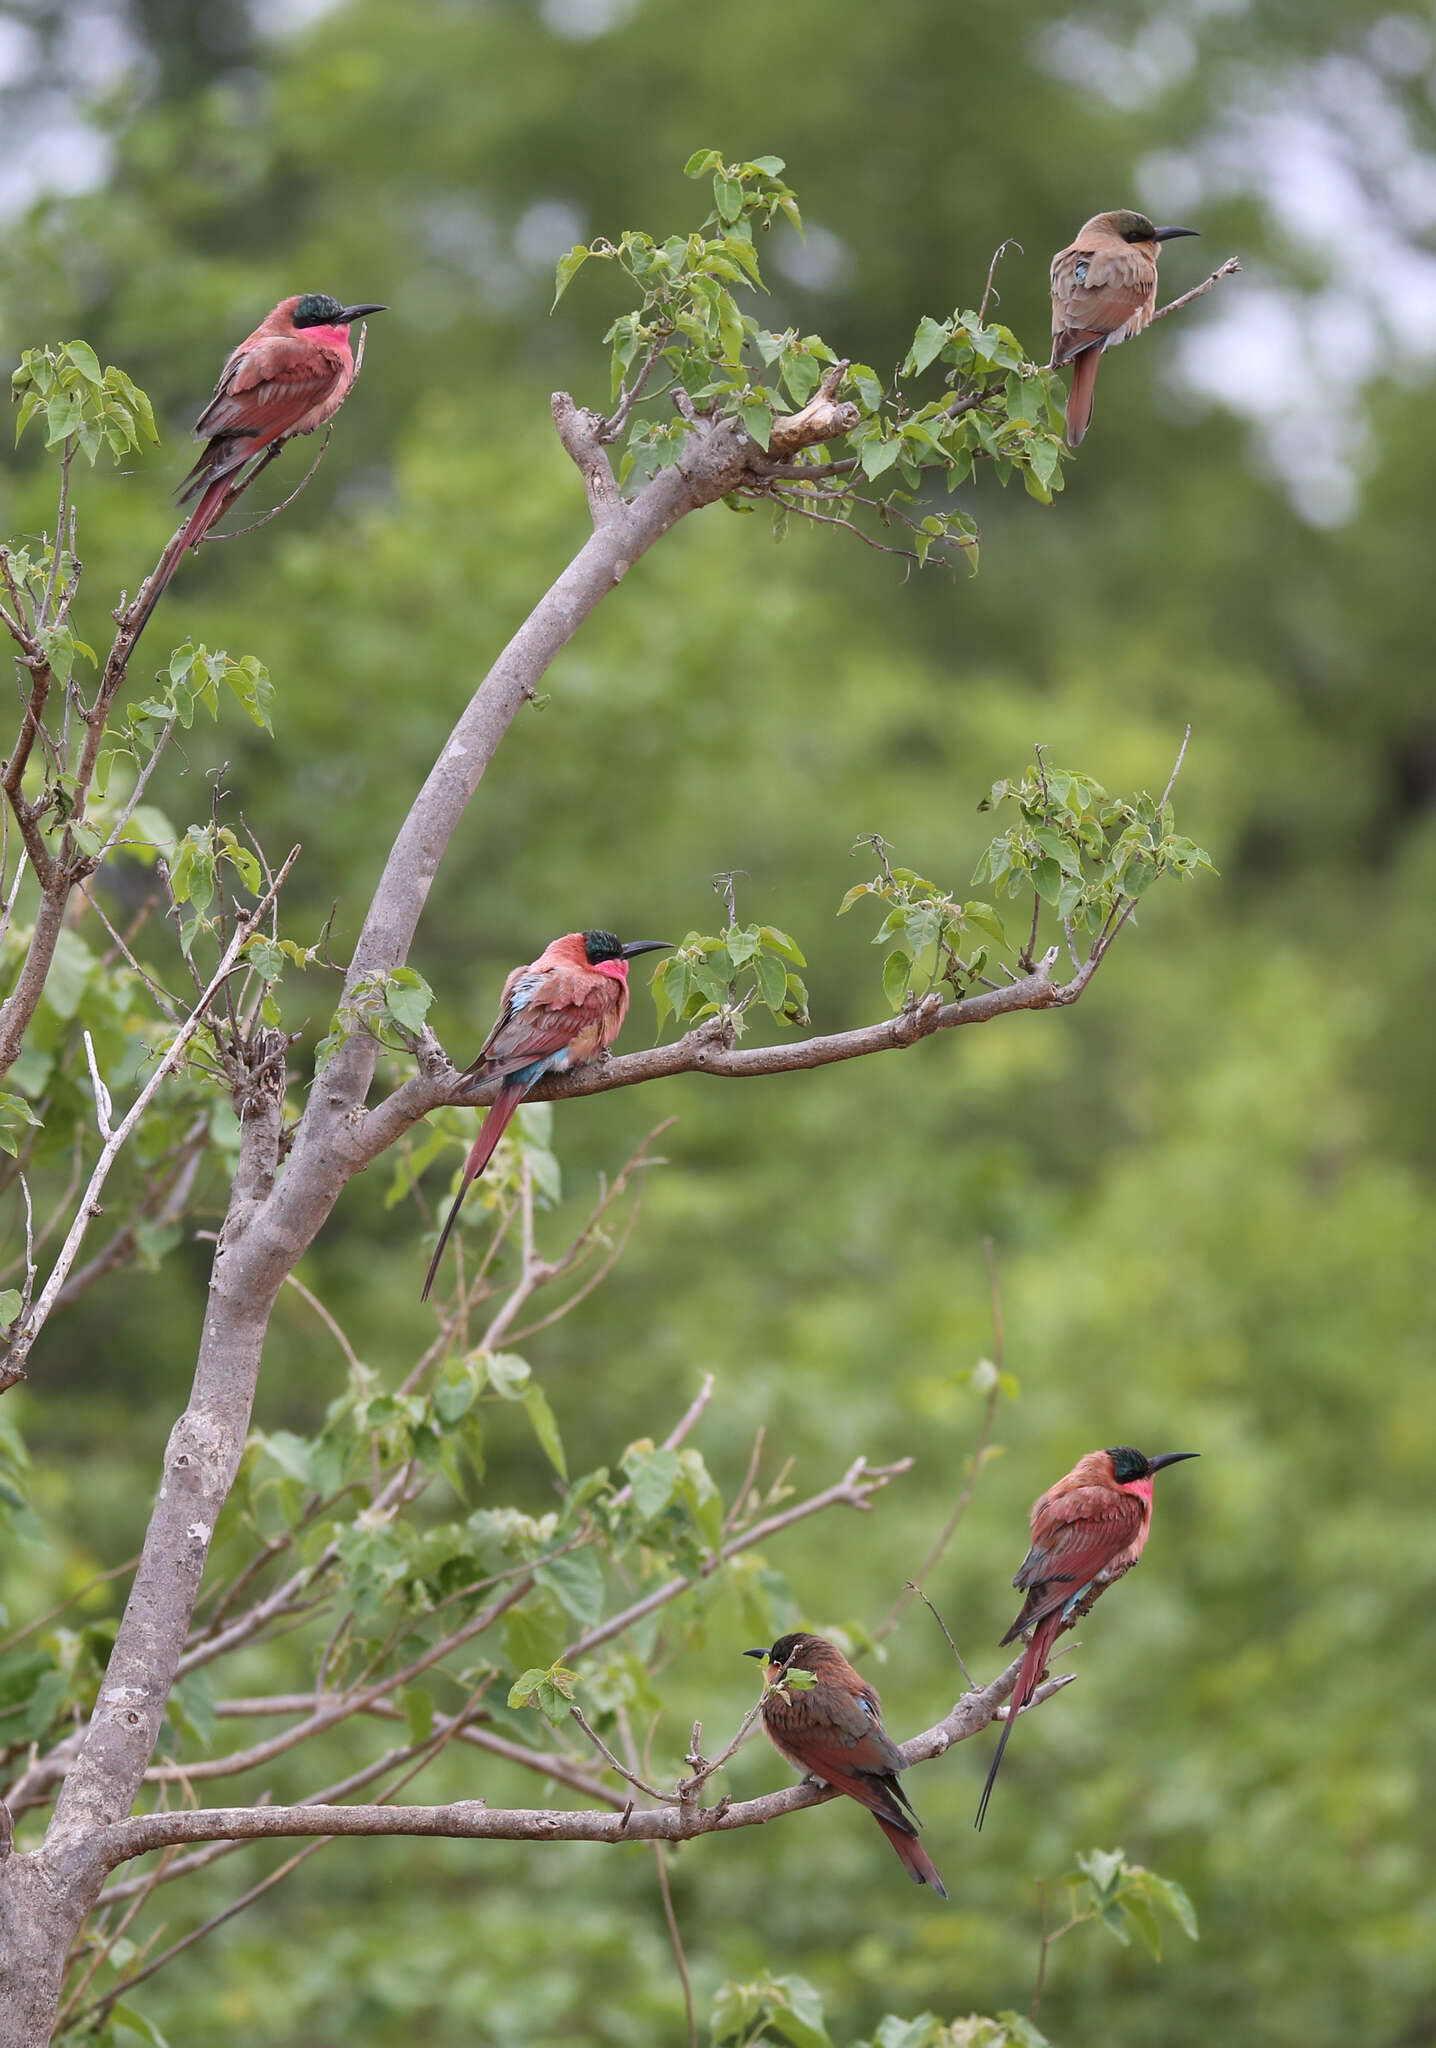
[97,1661,1073,1869]
[358,950,1080,1171]
[1149,256,1242,326]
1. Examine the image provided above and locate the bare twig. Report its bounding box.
[0,845,301,1388]
[653,1841,697,2048]
[1149,256,1242,326]
[904,1585,977,1693]
[569,1708,678,1804]
[979,239,1023,324]
[874,1237,1007,1642]
[208,429,334,542]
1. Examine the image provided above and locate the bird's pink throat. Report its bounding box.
[592,959,629,984]
[303,324,357,355]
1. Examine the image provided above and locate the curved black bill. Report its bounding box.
[340,303,389,321]
[620,939,673,958]
[1153,227,1200,242]
[1149,1451,1200,1472]
[743,1647,769,1661]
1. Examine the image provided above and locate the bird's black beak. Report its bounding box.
[340,303,389,322]
[1149,1451,1200,1472]
[743,1647,769,1661]
[1153,227,1200,242]
[620,939,673,958]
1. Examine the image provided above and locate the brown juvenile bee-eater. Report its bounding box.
[421,929,671,1301]
[132,292,386,637]
[746,1632,947,1897]
[975,1445,1198,1829]
[1050,211,1199,446]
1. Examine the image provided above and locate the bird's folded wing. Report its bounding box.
[1014,1484,1145,1591]
[476,976,615,1072]
[1050,243,1155,363]
[790,1737,917,1832]
[195,335,347,439]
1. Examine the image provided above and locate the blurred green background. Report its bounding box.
[2,0,1434,2041]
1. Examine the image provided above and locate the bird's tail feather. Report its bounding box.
[125,476,241,648]
[1065,345,1102,447]
[974,1619,1059,1830]
[876,1814,947,1898]
[420,1080,528,1301]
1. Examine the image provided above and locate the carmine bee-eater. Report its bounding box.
[131,292,387,637]
[420,929,672,1301]
[1050,212,1199,446]
[975,1445,1198,1830]
[746,1633,947,1898]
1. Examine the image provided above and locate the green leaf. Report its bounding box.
[1145,1872,1200,1941]
[882,949,911,1011]
[763,1974,834,2048]
[904,316,950,377]
[111,2004,173,2048]
[859,435,901,480]
[524,1384,567,1479]
[483,1351,532,1399]
[383,968,434,1035]
[225,654,275,732]
[167,1668,216,1751]
[714,173,743,224]
[1078,1846,1126,1896]
[434,1372,477,1426]
[755,948,787,1013]
[684,148,723,179]
[552,244,591,310]
[64,338,103,385]
[402,1686,435,1746]
[741,399,773,450]
[507,1667,547,1710]
[0,1290,20,1326]
[1032,857,1062,905]
[623,1443,680,1520]
[963,901,1007,946]
[40,929,94,1022]
[257,1431,314,1486]
[535,1547,604,1628]
[780,348,821,406]
[1125,851,1160,898]
[849,363,884,411]
[1120,1889,1166,1959]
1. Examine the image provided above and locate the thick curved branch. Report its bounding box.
[98,1662,1074,1869]
[356,950,1074,1170]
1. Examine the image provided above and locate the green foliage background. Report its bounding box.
[2,0,1433,2042]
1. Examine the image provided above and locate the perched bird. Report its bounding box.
[131,292,387,637]
[745,1632,947,1897]
[1050,212,1199,446]
[975,1445,1198,1829]
[421,929,671,1301]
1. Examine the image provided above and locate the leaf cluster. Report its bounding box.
[972,762,1215,925]
[11,342,158,464]
[711,1969,1050,2048]
[555,153,1069,565]
[1061,1847,1199,1962]
[841,836,1008,1011]
[650,920,808,1037]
